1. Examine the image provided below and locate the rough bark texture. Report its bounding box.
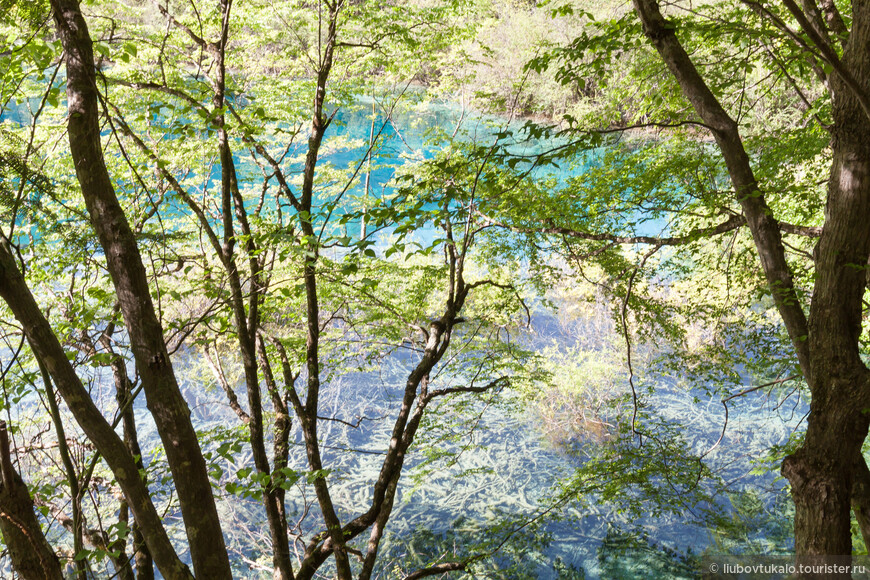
[49,0,231,577]
[783,4,870,566]
[0,421,63,580]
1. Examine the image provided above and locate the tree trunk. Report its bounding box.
[783,15,870,569]
[111,346,154,580]
[0,421,63,580]
[49,1,231,576]
[38,355,86,579]
[782,403,868,572]
[294,5,353,577]
[631,0,870,573]
[0,240,193,579]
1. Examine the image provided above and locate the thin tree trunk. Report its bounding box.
[0,240,193,579]
[37,356,86,579]
[207,0,294,574]
[294,4,352,577]
[361,93,375,239]
[631,0,810,372]
[0,421,64,580]
[298,225,471,579]
[49,1,231,576]
[112,503,137,580]
[108,341,154,580]
[258,336,294,580]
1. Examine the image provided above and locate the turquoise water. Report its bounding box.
[0,90,800,578]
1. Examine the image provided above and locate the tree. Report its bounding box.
[0,0,544,578]
[480,0,870,574]
[8,0,860,574]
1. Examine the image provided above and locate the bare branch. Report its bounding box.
[403,560,475,580]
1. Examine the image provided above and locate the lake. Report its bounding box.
[0,88,802,578]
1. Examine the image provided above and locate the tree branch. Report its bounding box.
[632,0,811,374]
[403,560,475,580]
[0,239,193,580]
[779,0,870,122]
